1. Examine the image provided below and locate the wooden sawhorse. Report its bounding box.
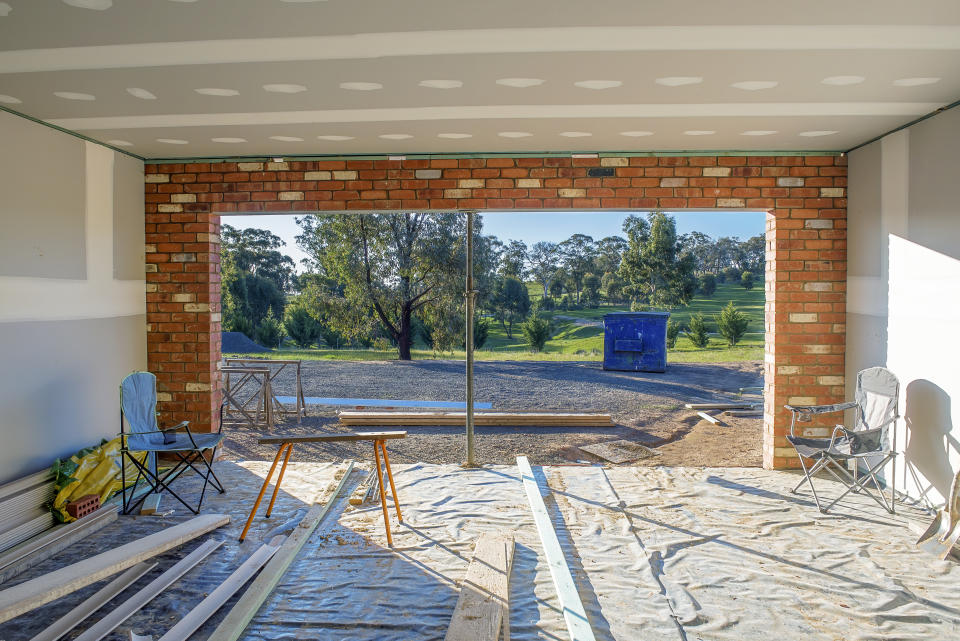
[239,431,407,546]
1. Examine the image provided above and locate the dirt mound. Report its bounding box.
[222,331,270,353]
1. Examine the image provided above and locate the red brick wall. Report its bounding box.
[144,154,847,468]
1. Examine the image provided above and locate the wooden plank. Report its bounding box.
[0,513,229,623]
[140,494,162,516]
[29,561,157,641]
[0,507,118,585]
[349,470,376,506]
[684,403,755,410]
[208,461,356,641]
[444,532,515,641]
[155,536,284,641]
[258,432,407,445]
[515,456,596,641]
[722,410,763,418]
[337,412,614,427]
[73,539,222,641]
[696,412,724,425]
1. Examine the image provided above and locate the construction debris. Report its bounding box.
[516,456,596,641]
[29,562,156,641]
[0,513,229,624]
[696,412,725,426]
[209,461,355,641]
[73,539,222,641]
[153,536,285,641]
[915,469,960,559]
[338,411,615,427]
[444,532,515,641]
[0,470,56,557]
[139,494,162,516]
[349,470,376,506]
[578,440,659,464]
[684,403,758,410]
[722,410,763,418]
[0,506,118,584]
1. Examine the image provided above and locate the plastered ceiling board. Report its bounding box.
[0,0,958,157]
[0,110,86,278]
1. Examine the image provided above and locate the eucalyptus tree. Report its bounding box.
[559,233,596,303]
[295,212,466,360]
[619,212,697,308]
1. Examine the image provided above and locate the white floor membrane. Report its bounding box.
[238,463,960,640]
[5,462,958,641]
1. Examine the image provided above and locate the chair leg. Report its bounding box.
[795,454,825,512]
[121,451,149,515]
[792,458,826,493]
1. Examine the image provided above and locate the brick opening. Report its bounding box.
[144,154,847,469]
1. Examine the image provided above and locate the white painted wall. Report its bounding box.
[847,106,960,507]
[0,111,146,484]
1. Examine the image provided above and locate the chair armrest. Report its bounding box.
[159,420,190,432]
[784,401,857,415]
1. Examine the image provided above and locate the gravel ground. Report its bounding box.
[221,359,763,466]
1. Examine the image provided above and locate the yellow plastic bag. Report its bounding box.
[51,438,147,522]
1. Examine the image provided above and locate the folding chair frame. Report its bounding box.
[120,400,226,515]
[786,393,898,514]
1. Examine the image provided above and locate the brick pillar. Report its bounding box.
[763,156,847,469]
[145,164,222,432]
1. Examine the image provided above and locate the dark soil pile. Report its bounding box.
[221,331,269,354]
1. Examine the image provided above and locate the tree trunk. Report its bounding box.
[398,305,413,360]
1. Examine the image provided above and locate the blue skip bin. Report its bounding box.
[603,311,670,372]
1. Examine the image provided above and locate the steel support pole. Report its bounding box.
[464,211,477,467]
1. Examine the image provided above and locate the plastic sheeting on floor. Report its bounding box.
[2,461,959,640]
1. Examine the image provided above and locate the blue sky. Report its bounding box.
[222,211,766,270]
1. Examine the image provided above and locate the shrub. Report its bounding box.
[283,307,320,348]
[538,295,555,311]
[317,323,344,349]
[228,315,255,340]
[740,270,755,290]
[685,313,710,348]
[715,301,749,346]
[629,300,649,312]
[412,316,433,348]
[473,316,489,350]
[255,313,284,349]
[521,314,551,352]
[698,272,717,297]
[665,319,681,349]
[723,267,741,283]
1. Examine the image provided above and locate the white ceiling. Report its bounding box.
[0,0,958,159]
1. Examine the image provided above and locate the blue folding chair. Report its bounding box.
[119,371,225,514]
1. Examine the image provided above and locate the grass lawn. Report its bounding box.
[226,281,764,363]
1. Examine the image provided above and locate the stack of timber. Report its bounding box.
[338,411,614,427]
[0,514,230,625]
[0,471,56,557]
